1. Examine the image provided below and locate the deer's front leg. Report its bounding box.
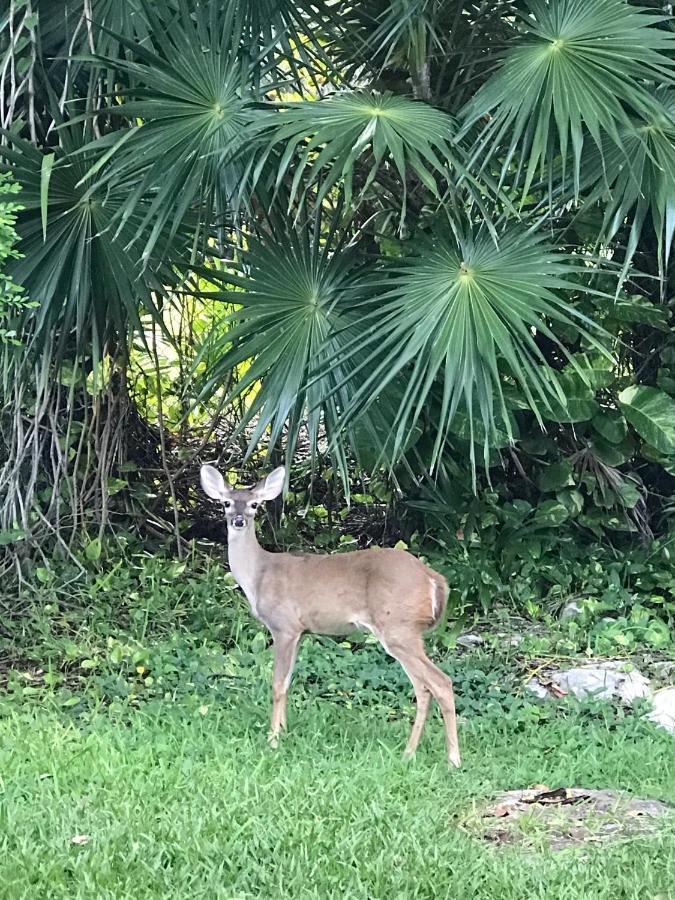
[268,630,302,747]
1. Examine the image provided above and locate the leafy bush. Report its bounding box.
[0,173,33,344]
[3,1,675,557]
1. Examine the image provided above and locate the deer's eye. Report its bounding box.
[250,502,258,509]
[224,500,231,508]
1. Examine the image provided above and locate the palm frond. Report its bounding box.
[579,88,675,282]
[460,0,675,201]
[251,90,472,227]
[323,225,611,473]
[74,1,266,266]
[0,124,182,362]
[194,210,372,483]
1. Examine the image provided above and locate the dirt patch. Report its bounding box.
[466,786,673,852]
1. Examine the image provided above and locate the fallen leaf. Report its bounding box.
[71,835,90,846]
[491,804,512,818]
[530,787,569,804]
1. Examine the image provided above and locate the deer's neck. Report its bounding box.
[227,525,268,611]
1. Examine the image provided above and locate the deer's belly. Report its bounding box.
[297,601,371,636]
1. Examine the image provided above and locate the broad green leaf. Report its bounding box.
[604,294,671,330]
[564,353,614,390]
[533,500,569,528]
[589,435,634,468]
[618,385,675,454]
[657,369,675,395]
[644,620,672,649]
[538,460,574,492]
[84,538,102,561]
[106,478,128,496]
[557,488,584,517]
[0,528,27,545]
[640,444,675,476]
[543,373,599,423]
[592,409,628,444]
[614,480,641,510]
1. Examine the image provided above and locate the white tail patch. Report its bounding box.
[430,577,443,623]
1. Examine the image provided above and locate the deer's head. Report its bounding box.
[200,465,285,532]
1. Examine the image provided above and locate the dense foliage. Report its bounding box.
[0,1,674,633]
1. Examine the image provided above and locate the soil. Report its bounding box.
[466,787,673,852]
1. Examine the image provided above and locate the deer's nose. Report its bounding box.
[232,514,246,528]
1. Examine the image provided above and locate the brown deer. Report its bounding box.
[200,464,460,767]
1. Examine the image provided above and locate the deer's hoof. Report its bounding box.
[267,733,280,749]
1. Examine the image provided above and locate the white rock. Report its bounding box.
[526,662,652,704]
[525,678,549,699]
[553,665,651,703]
[561,601,582,620]
[647,687,675,735]
[456,633,484,648]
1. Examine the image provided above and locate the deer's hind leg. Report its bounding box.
[417,655,460,768]
[379,631,460,768]
[375,632,434,759]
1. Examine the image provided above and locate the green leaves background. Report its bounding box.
[3,0,675,496]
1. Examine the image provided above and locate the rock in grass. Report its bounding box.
[647,686,675,735]
[560,601,582,620]
[456,633,485,648]
[526,661,651,703]
[556,663,651,703]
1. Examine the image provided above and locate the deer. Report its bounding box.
[200,464,461,768]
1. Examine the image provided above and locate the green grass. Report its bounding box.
[2,554,674,897]
[1,696,674,899]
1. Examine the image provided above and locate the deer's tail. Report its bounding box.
[429,571,449,629]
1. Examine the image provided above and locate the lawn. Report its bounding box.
[1,694,674,899]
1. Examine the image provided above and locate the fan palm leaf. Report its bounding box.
[194,211,372,482]
[579,89,675,281]
[460,0,675,200]
[75,1,268,266]
[0,124,182,365]
[250,90,481,227]
[321,225,610,472]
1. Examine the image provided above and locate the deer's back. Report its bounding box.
[257,547,447,637]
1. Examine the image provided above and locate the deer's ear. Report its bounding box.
[253,466,286,501]
[200,465,230,500]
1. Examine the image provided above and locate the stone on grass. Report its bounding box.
[556,664,651,703]
[526,661,651,704]
[560,601,582,620]
[647,687,675,735]
[456,633,484,648]
[525,679,549,699]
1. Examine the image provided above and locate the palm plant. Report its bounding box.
[1,0,675,546]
